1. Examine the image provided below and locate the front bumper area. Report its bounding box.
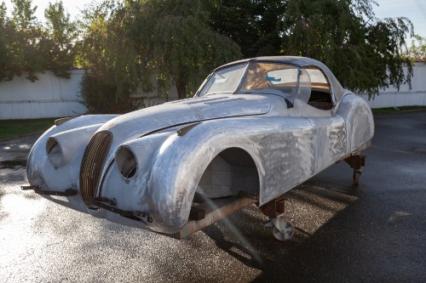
[20,185,259,239]
[21,185,152,228]
[21,185,78,197]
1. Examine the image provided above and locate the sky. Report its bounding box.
[375,0,426,38]
[3,0,92,20]
[2,0,426,39]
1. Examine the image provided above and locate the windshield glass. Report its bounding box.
[198,62,302,97]
[240,63,299,97]
[198,63,248,96]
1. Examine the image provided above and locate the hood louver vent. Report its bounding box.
[79,131,112,206]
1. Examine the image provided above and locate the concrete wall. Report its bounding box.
[362,62,426,108]
[0,70,86,120]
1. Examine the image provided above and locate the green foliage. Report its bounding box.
[282,0,413,95]
[80,0,242,113]
[210,0,413,96]
[0,0,416,112]
[43,1,77,78]
[81,72,134,113]
[78,1,139,113]
[0,2,12,80]
[127,0,241,98]
[0,0,76,82]
[209,0,287,57]
[8,0,46,80]
[11,0,36,27]
[0,118,54,140]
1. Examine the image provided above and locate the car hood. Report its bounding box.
[98,94,273,146]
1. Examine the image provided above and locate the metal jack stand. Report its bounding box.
[345,154,366,187]
[261,196,294,241]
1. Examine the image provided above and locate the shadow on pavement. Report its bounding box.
[203,183,360,273]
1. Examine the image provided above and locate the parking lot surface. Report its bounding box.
[1,111,425,282]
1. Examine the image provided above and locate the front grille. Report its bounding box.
[80,131,112,206]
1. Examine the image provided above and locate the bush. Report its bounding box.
[81,72,134,113]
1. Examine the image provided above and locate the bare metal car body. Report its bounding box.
[25,56,374,236]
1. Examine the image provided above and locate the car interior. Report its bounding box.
[243,63,334,110]
[308,85,334,110]
[300,67,334,110]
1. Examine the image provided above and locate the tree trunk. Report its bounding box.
[176,78,187,99]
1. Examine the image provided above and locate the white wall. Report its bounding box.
[0,70,86,120]
[362,62,426,108]
[0,63,425,120]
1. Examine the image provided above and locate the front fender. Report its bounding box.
[27,114,117,191]
[147,118,264,233]
[98,130,175,214]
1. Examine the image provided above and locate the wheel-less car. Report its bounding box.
[24,56,374,240]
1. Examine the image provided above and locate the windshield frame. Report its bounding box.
[195,62,249,97]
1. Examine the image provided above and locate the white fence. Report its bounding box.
[362,62,426,108]
[0,63,425,120]
[0,70,86,120]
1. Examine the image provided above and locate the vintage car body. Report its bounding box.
[25,56,374,237]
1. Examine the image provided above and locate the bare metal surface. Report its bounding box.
[25,57,374,234]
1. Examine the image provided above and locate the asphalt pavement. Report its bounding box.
[0,111,425,282]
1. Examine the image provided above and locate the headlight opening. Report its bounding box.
[46,137,63,168]
[116,146,137,179]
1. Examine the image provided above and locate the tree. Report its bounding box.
[0,0,77,82]
[281,0,413,95]
[43,1,77,78]
[80,0,415,112]
[209,0,286,57]
[127,0,241,99]
[210,0,414,96]
[79,0,241,113]
[8,0,44,80]
[0,2,12,80]
[11,0,36,29]
[79,0,138,113]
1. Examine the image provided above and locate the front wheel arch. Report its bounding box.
[148,132,264,233]
[195,147,260,200]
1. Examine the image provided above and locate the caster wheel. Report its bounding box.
[270,215,294,241]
